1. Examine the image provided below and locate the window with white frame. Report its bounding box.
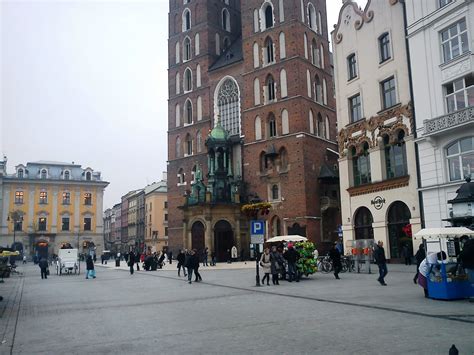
[185,99,193,124]
[446,137,474,181]
[64,170,70,180]
[264,37,274,65]
[439,0,452,8]
[349,93,362,122]
[177,168,185,184]
[444,74,474,113]
[185,134,193,156]
[39,191,48,204]
[268,114,277,138]
[15,191,24,204]
[62,192,71,205]
[347,53,357,80]
[41,169,47,179]
[176,136,181,158]
[17,169,24,178]
[262,2,274,30]
[184,68,193,92]
[216,78,240,136]
[270,184,280,201]
[38,217,47,231]
[380,76,397,109]
[379,33,391,63]
[266,75,276,102]
[441,18,469,63]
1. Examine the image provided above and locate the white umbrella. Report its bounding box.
[266,235,308,243]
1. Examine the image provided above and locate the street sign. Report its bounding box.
[250,220,265,244]
[337,225,343,238]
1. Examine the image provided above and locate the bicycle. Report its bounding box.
[317,255,332,273]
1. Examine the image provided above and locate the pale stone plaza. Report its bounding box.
[1,262,472,354]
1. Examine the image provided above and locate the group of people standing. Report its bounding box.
[176,249,202,284]
[259,243,300,285]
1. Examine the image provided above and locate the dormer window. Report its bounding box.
[64,171,70,180]
[18,169,24,179]
[41,169,47,179]
[86,171,92,181]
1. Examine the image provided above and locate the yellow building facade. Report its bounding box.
[0,160,108,259]
[144,181,168,253]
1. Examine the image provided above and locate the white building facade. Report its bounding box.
[406,0,474,228]
[333,0,421,259]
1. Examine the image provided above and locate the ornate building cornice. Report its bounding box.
[333,0,399,45]
[338,103,413,157]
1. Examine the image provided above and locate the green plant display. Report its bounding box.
[295,241,317,276]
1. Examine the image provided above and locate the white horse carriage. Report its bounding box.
[56,248,80,275]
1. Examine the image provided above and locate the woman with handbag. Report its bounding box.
[260,248,271,286]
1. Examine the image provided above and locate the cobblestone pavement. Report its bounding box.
[1,262,473,355]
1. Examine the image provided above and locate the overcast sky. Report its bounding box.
[1,0,360,209]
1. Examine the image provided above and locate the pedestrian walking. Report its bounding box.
[177,249,187,277]
[270,246,282,285]
[86,255,96,279]
[129,251,135,275]
[329,243,342,279]
[413,244,425,284]
[401,243,411,265]
[168,251,173,265]
[283,243,300,282]
[38,257,49,279]
[193,249,202,282]
[459,238,474,302]
[231,246,238,262]
[374,241,388,286]
[136,253,141,271]
[260,248,271,285]
[185,250,197,284]
[22,255,27,264]
[211,251,217,266]
[202,247,209,266]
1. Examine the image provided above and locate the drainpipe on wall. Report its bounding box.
[400,0,425,228]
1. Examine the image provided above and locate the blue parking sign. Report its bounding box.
[250,220,265,244]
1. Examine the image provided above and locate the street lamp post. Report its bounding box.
[7,214,23,263]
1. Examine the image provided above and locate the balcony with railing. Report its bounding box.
[320,196,339,212]
[424,106,473,136]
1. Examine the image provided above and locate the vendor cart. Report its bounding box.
[414,228,474,300]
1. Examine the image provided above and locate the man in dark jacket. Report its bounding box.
[459,238,474,301]
[283,243,299,282]
[413,244,426,284]
[128,251,135,275]
[86,255,95,279]
[374,241,388,286]
[329,243,342,279]
[38,257,49,279]
[185,250,198,284]
[177,249,187,277]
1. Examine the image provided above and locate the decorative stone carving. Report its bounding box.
[424,106,474,136]
[333,0,398,44]
[441,58,471,82]
[338,103,414,157]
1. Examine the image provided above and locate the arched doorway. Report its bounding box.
[214,220,233,262]
[387,201,411,259]
[287,223,306,237]
[354,207,374,240]
[191,221,205,255]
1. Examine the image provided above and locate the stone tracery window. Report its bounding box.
[216,78,240,136]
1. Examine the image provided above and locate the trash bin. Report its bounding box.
[115,258,120,267]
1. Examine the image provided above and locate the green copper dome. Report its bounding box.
[209,123,228,141]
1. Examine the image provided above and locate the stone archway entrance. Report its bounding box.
[387,201,411,260]
[214,220,233,262]
[191,221,205,255]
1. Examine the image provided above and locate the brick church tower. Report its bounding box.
[167,0,340,258]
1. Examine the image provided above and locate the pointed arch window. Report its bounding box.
[323,78,328,105]
[263,3,274,30]
[265,37,274,64]
[196,130,203,153]
[185,134,193,156]
[182,9,191,32]
[281,109,289,135]
[196,64,201,87]
[271,184,280,201]
[325,116,330,140]
[307,3,316,32]
[175,42,180,64]
[268,113,277,138]
[279,32,286,59]
[280,69,287,98]
[185,99,193,124]
[253,42,260,68]
[255,116,262,140]
[309,110,314,134]
[197,96,203,121]
[317,113,323,137]
[176,136,182,158]
[222,8,231,31]
[175,104,181,127]
[216,78,241,136]
[314,75,322,103]
[254,78,261,105]
[266,75,276,102]
[184,68,193,92]
[195,33,200,55]
[183,37,191,61]
[175,72,180,94]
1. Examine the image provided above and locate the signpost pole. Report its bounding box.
[250,220,264,287]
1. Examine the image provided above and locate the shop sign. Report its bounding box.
[371,196,386,210]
